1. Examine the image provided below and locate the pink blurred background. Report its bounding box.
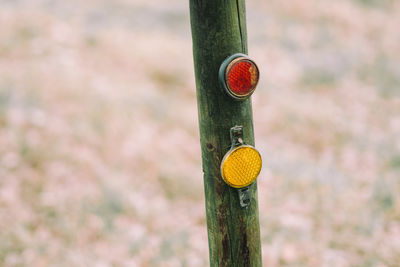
[0,0,400,266]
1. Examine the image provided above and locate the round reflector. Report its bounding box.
[220,145,262,188]
[219,54,259,100]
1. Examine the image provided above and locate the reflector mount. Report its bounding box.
[219,54,259,100]
[221,145,262,188]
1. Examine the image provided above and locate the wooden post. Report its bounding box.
[189,1,262,266]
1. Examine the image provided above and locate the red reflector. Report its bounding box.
[223,57,259,99]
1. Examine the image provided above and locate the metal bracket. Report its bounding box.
[238,187,251,208]
[219,53,253,100]
[229,126,251,208]
[230,125,244,148]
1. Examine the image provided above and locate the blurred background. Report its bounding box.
[0,0,400,266]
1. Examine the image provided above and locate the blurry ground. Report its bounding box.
[0,0,400,266]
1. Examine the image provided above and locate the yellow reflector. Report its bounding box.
[221,145,262,188]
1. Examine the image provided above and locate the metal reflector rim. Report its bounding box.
[220,145,262,188]
[224,57,259,99]
[218,53,260,100]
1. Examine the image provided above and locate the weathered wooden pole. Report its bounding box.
[189,1,262,266]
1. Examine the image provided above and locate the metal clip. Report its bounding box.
[227,125,252,208]
[238,187,251,208]
[230,125,244,148]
